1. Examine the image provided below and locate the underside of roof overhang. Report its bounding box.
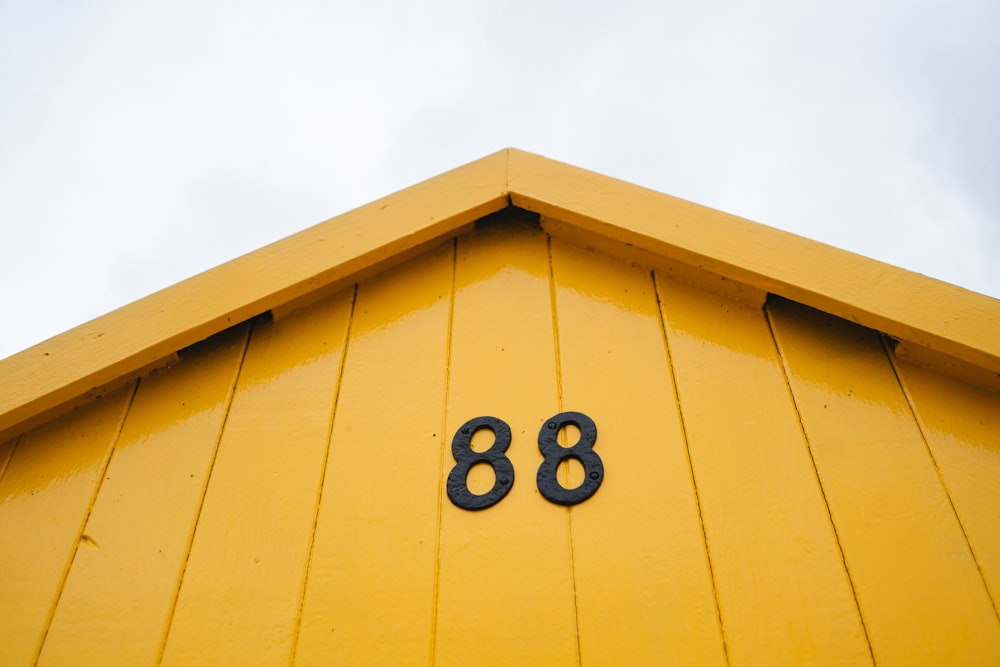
[1,148,998,436]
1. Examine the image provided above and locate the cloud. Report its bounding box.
[0,0,996,360]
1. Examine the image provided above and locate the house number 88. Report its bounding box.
[446,411,604,511]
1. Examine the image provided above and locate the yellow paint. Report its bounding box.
[3,150,998,438]
[159,290,353,665]
[2,156,1000,665]
[509,149,1000,375]
[0,150,508,435]
[295,241,453,664]
[0,436,15,483]
[656,278,872,665]
[0,383,134,665]
[551,239,726,664]
[434,216,577,666]
[36,325,249,666]
[767,299,1000,664]
[894,360,1000,607]
[895,338,1000,392]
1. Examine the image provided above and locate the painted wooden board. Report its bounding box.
[0,436,15,484]
[159,290,353,665]
[656,278,872,665]
[510,149,1000,375]
[767,298,1000,664]
[0,384,134,665]
[551,238,726,665]
[295,241,453,665]
[0,151,507,436]
[434,217,577,666]
[894,359,1000,609]
[5,151,999,441]
[2,216,998,666]
[36,325,249,665]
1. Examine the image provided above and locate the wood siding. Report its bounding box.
[2,217,998,665]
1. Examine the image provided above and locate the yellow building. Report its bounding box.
[1,149,998,665]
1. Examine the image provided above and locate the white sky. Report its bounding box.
[1,0,998,360]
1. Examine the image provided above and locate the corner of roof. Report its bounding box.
[0,149,512,436]
[502,149,1000,378]
[1,149,998,438]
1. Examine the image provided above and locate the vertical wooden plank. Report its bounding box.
[551,240,726,665]
[656,277,871,666]
[0,435,16,482]
[0,384,134,665]
[36,324,250,666]
[768,299,1000,664]
[159,291,353,666]
[294,242,453,665]
[895,360,1000,608]
[434,219,577,666]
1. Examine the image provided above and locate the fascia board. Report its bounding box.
[507,148,1000,377]
[2,147,997,437]
[0,150,509,436]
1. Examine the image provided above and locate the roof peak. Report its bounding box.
[1,150,997,436]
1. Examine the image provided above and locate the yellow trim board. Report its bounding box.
[508,149,999,376]
[0,151,508,435]
[1,148,997,436]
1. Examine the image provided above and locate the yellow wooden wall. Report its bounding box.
[2,216,999,666]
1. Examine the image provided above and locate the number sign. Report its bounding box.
[447,411,604,511]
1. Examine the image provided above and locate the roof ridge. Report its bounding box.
[1,149,996,436]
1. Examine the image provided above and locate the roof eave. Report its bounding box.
[0,149,510,436]
[507,149,1000,378]
[1,148,997,437]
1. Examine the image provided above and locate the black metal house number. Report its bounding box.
[446,411,604,511]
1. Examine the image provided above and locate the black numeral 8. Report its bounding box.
[446,416,515,511]
[536,411,604,506]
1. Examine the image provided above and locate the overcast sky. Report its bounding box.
[1,0,997,360]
